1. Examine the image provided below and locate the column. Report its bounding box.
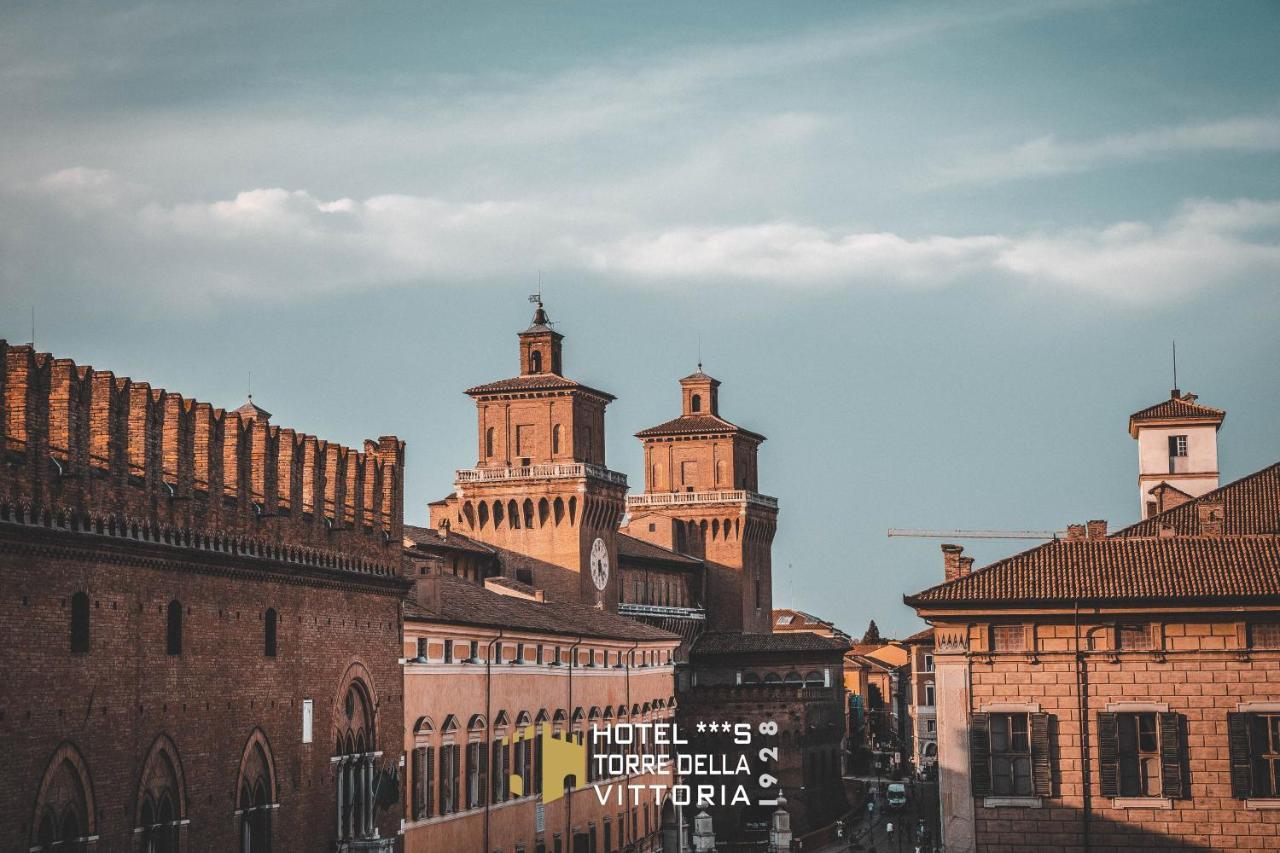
[935,632,975,853]
[336,758,346,841]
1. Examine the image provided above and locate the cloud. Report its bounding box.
[930,114,1280,187]
[3,169,1277,307]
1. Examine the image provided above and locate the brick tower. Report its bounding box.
[442,300,627,608]
[621,368,778,633]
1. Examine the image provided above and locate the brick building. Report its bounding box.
[906,391,1280,853]
[0,341,409,852]
[903,628,938,771]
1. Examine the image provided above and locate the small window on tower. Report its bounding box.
[1169,435,1188,457]
[531,349,543,373]
[691,394,702,413]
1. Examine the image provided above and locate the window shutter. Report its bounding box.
[425,747,434,818]
[503,740,511,800]
[492,738,503,802]
[478,741,489,807]
[969,712,992,796]
[412,747,425,820]
[1158,712,1184,798]
[1030,713,1052,797]
[1097,713,1119,797]
[1227,713,1253,799]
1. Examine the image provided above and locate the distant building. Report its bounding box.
[906,392,1280,853]
[772,608,852,642]
[902,628,937,770]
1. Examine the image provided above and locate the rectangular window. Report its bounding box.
[1117,713,1162,796]
[991,625,1026,652]
[441,744,459,814]
[301,699,313,744]
[536,644,544,665]
[924,682,936,707]
[470,640,479,661]
[923,653,934,672]
[443,639,453,664]
[466,741,482,809]
[494,643,504,664]
[1169,435,1188,457]
[1250,623,1280,649]
[989,713,1033,796]
[1117,624,1152,651]
[516,643,525,664]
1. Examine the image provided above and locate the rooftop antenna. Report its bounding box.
[30,307,35,349]
[697,333,702,372]
[1171,340,1178,395]
[248,370,253,402]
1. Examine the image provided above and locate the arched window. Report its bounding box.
[493,501,504,528]
[477,501,489,528]
[522,499,534,529]
[508,499,520,529]
[552,424,561,456]
[264,609,277,658]
[166,600,182,656]
[691,394,701,413]
[237,731,276,853]
[31,743,94,853]
[485,427,494,458]
[70,592,90,654]
[136,736,185,853]
[335,677,376,841]
[530,350,543,373]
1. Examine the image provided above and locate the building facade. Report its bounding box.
[903,628,938,771]
[907,392,1280,853]
[0,341,408,852]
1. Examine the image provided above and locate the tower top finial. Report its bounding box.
[527,292,551,328]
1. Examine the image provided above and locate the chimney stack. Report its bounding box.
[1066,523,1086,542]
[1086,519,1107,539]
[959,555,974,577]
[1197,500,1224,536]
[942,544,965,582]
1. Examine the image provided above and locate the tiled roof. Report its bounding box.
[772,608,829,628]
[680,369,719,384]
[617,534,702,567]
[1117,463,1280,537]
[905,535,1280,606]
[635,414,764,441]
[465,374,615,400]
[1128,393,1224,434]
[692,631,850,655]
[405,574,678,641]
[404,524,496,556]
[902,627,935,645]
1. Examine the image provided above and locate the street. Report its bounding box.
[808,775,940,853]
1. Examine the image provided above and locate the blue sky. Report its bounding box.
[2,1,1278,635]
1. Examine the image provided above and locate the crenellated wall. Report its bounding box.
[0,340,405,571]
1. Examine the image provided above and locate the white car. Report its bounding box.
[886,783,908,810]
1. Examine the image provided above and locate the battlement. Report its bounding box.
[0,341,405,571]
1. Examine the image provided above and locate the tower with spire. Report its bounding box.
[435,299,627,608]
[621,366,777,633]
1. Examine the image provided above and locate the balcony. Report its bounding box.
[456,463,627,487]
[618,603,706,620]
[625,490,778,510]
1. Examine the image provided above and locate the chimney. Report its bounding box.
[407,556,441,613]
[1086,519,1107,539]
[959,555,974,577]
[1197,500,1224,536]
[1066,523,1086,542]
[942,544,964,582]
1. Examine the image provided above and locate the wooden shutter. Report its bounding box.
[503,740,511,800]
[1031,713,1052,796]
[492,738,503,802]
[1097,712,1119,797]
[478,741,489,806]
[1158,712,1184,798]
[412,747,425,820]
[425,747,435,818]
[1227,713,1253,799]
[969,712,992,796]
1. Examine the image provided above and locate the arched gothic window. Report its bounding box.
[31,743,94,852]
[335,679,377,842]
[136,736,185,853]
[237,731,276,853]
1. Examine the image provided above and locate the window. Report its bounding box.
[552,424,561,456]
[1098,711,1183,799]
[754,579,762,610]
[494,643,504,665]
[691,394,701,413]
[1117,624,1151,651]
[924,682,936,707]
[412,746,435,819]
[166,600,183,655]
[536,644,544,665]
[969,712,1050,798]
[1250,623,1280,649]
[531,350,543,373]
[927,719,936,734]
[485,427,495,458]
[443,639,453,664]
[923,653,934,672]
[515,643,525,664]
[1169,434,1188,457]
[1229,712,1280,799]
[440,744,460,814]
[466,741,486,809]
[264,608,277,657]
[777,615,793,626]
[991,625,1026,652]
[470,640,479,662]
[70,591,90,654]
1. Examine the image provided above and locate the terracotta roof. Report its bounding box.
[1128,392,1224,435]
[465,373,615,400]
[616,534,702,567]
[905,535,1280,607]
[680,369,719,384]
[902,627,935,645]
[635,414,764,441]
[692,631,849,655]
[404,524,496,556]
[406,573,678,641]
[1117,463,1280,537]
[772,608,830,628]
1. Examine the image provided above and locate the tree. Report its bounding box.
[862,620,881,645]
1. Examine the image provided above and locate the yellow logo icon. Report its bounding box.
[503,724,587,804]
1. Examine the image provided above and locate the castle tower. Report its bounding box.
[621,369,777,633]
[447,301,627,608]
[1128,389,1225,519]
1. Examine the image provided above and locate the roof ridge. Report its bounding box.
[1113,460,1280,537]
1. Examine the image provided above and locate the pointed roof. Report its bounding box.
[1128,390,1224,437]
[521,301,561,337]
[680,368,720,386]
[233,396,271,422]
[635,412,764,441]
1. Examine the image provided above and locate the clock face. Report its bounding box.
[589,537,610,591]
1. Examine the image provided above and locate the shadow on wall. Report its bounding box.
[972,807,1238,853]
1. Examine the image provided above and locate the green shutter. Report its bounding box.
[1227,713,1253,799]
[425,746,434,817]
[412,747,425,819]
[1031,713,1052,797]
[1097,713,1119,797]
[969,712,992,796]
[1158,712,1184,798]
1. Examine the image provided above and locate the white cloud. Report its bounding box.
[931,114,1280,187]
[4,169,1277,306]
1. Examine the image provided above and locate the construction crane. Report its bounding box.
[887,528,1065,540]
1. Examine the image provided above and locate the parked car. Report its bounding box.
[886,783,908,810]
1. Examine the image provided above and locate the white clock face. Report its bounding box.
[589,537,610,591]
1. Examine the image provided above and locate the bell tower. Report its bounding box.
[621,369,777,633]
[446,300,627,608]
[1129,389,1225,518]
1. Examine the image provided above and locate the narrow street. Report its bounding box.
[806,775,940,853]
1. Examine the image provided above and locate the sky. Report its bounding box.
[2,0,1278,636]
